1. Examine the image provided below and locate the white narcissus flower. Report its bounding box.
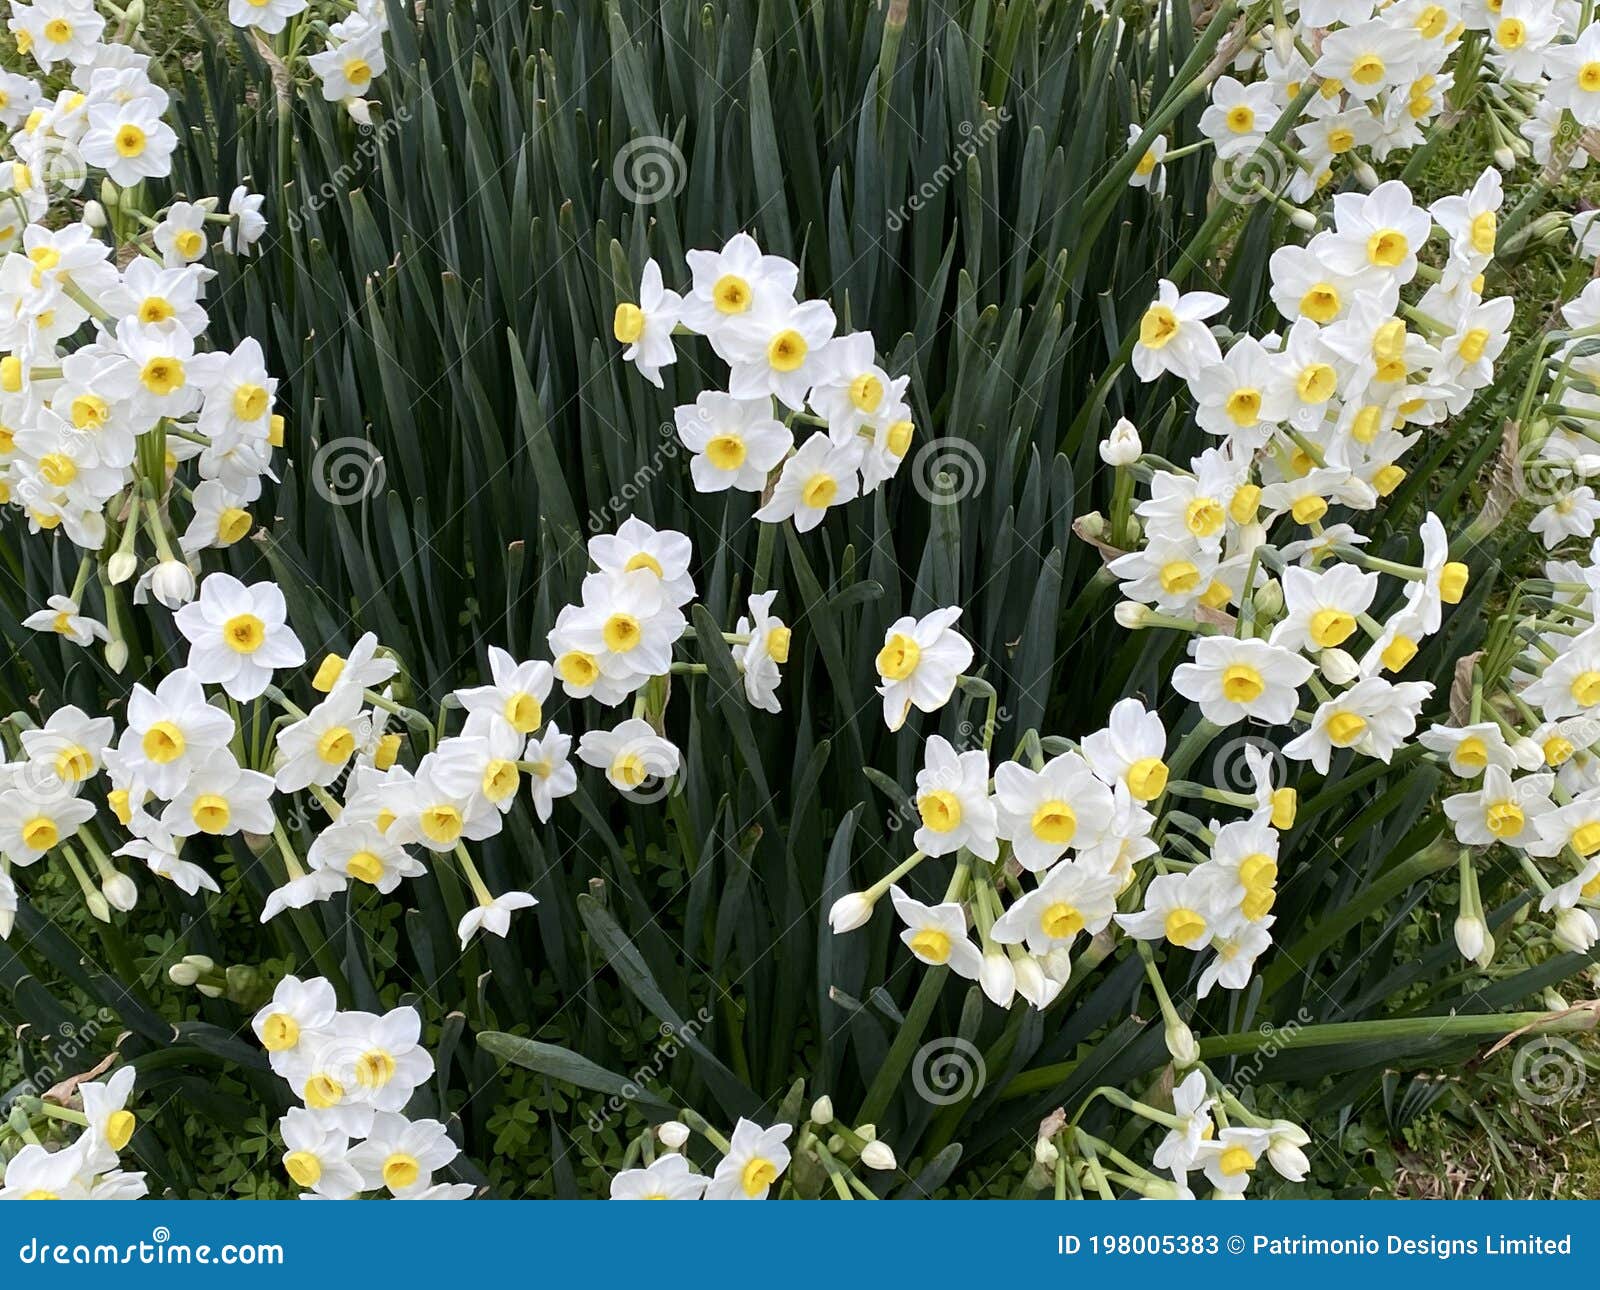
[523,723,577,822]
[735,590,789,713]
[1131,278,1226,382]
[456,891,538,949]
[161,757,275,840]
[706,1119,792,1200]
[912,736,998,860]
[0,788,96,865]
[589,518,697,608]
[874,607,974,731]
[612,258,682,388]
[347,1112,460,1197]
[252,975,338,1076]
[1171,636,1315,727]
[675,391,793,493]
[1197,1125,1273,1196]
[307,820,423,894]
[577,718,680,794]
[722,297,837,411]
[889,884,983,978]
[279,1107,363,1200]
[679,232,799,354]
[990,862,1121,956]
[992,753,1115,871]
[453,646,554,738]
[22,594,110,647]
[610,1152,710,1200]
[1442,767,1557,849]
[753,432,860,532]
[174,573,306,701]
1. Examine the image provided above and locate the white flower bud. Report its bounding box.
[1267,1130,1310,1182]
[657,1120,689,1149]
[828,891,875,933]
[86,891,111,923]
[1475,929,1496,969]
[167,963,199,987]
[1164,1019,1199,1068]
[104,639,128,674]
[107,551,137,585]
[1555,908,1599,954]
[0,907,12,939]
[197,984,224,998]
[1098,417,1142,467]
[1012,953,1047,1008]
[101,872,138,912]
[1543,989,1570,1013]
[1494,145,1516,171]
[1454,913,1485,961]
[1353,161,1380,191]
[1114,602,1151,629]
[980,949,1016,1008]
[343,97,373,127]
[860,1140,897,1171]
[1512,738,1545,771]
[1317,648,1359,685]
[145,560,196,609]
[1289,207,1318,232]
[184,954,216,973]
[1252,578,1283,618]
[82,200,106,228]
[809,1096,834,1126]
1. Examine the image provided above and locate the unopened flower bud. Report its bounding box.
[1512,738,1545,771]
[1543,989,1570,1013]
[1115,602,1151,629]
[1318,648,1359,685]
[167,962,199,987]
[809,1097,834,1127]
[1555,908,1599,954]
[145,560,196,609]
[82,199,106,228]
[1266,1123,1311,1182]
[1454,914,1485,962]
[1165,1019,1199,1068]
[1252,579,1283,618]
[1353,161,1379,190]
[107,551,136,585]
[343,97,373,127]
[828,891,875,933]
[104,639,128,674]
[101,872,137,912]
[1493,145,1516,171]
[1289,207,1317,232]
[980,949,1016,1008]
[86,891,111,922]
[860,1140,896,1171]
[1099,417,1142,467]
[657,1120,690,1149]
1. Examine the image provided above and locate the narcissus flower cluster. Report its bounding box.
[617,233,916,530]
[0,1066,146,1199]
[252,976,472,1199]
